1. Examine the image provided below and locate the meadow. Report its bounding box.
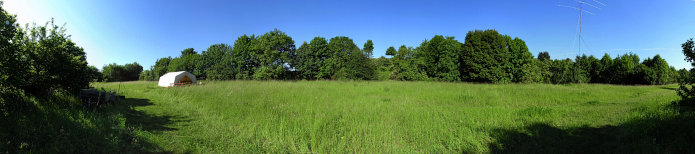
[88,81,693,153]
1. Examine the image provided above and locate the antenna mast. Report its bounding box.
[558,0,604,83]
[579,1,582,57]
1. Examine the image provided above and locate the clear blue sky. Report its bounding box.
[5,0,695,70]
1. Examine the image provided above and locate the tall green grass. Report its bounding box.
[89,81,688,153]
[0,88,169,153]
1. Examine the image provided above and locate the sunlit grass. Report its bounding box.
[92,81,680,153]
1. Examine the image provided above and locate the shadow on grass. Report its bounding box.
[1,94,186,153]
[121,98,189,132]
[660,86,679,91]
[489,105,695,153]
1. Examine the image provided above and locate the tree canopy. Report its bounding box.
[132,28,681,86]
[0,5,97,95]
[678,38,695,104]
[103,62,142,82]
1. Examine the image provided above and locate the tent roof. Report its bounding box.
[162,71,188,76]
[158,71,196,87]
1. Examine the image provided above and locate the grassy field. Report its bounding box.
[89,81,694,153]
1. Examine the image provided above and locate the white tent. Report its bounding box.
[158,71,197,87]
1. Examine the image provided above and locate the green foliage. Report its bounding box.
[372,56,392,80]
[252,66,282,80]
[86,65,103,82]
[124,63,143,80]
[180,48,196,55]
[678,68,690,83]
[678,38,695,105]
[461,30,513,83]
[373,56,392,72]
[296,37,330,79]
[169,48,202,78]
[579,55,601,83]
[642,55,670,85]
[518,59,544,83]
[0,6,28,88]
[598,53,615,83]
[535,53,679,85]
[418,35,461,81]
[537,59,554,83]
[201,43,236,80]
[295,42,310,78]
[385,46,396,56]
[319,36,374,80]
[102,62,142,82]
[151,57,171,79]
[20,19,91,93]
[253,29,296,80]
[530,53,681,85]
[168,49,201,76]
[143,29,304,80]
[668,67,679,84]
[232,34,257,79]
[549,59,575,84]
[135,28,681,85]
[537,51,550,61]
[611,53,641,84]
[508,37,535,82]
[139,69,154,81]
[363,40,374,56]
[392,45,427,80]
[0,5,160,152]
[572,55,591,83]
[345,41,376,80]
[682,38,695,66]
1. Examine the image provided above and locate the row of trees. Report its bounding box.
[102,62,143,82]
[516,52,677,84]
[139,29,681,85]
[373,30,680,85]
[139,29,375,81]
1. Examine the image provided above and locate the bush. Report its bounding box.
[678,38,695,105]
[20,20,92,94]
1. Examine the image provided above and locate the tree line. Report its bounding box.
[0,1,691,106]
[374,30,681,85]
[139,29,375,81]
[0,1,684,95]
[101,62,143,82]
[139,29,682,85]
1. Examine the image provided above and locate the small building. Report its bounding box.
[158,71,197,87]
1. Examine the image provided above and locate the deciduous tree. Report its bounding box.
[461,30,512,83]
[678,38,695,104]
[201,43,235,80]
[233,34,258,79]
[252,29,296,80]
[385,46,396,56]
[418,35,461,81]
[296,37,329,79]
